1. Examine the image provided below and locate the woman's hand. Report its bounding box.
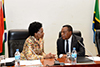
[43,53,56,59]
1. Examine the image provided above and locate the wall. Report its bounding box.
[4,0,96,57]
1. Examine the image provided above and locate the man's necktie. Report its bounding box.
[66,40,69,53]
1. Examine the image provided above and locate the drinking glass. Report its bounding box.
[66,52,71,63]
[0,55,5,66]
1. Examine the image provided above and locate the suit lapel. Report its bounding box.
[62,39,66,53]
[71,35,77,52]
[59,38,66,54]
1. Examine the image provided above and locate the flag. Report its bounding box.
[92,0,100,43]
[0,0,7,55]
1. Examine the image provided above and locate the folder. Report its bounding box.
[77,57,93,63]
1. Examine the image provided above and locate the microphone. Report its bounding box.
[0,60,15,66]
[77,40,95,63]
[54,58,65,66]
[54,60,65,66]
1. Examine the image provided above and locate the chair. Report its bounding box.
[95,30,100,55]
[59,30,81,38]
[8,29,29,57]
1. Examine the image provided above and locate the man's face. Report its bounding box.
[61,27,72,40]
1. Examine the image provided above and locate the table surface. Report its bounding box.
[6,57,100,67]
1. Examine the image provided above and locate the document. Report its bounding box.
[0,57,15,63]
[87,56,100,61]
[0,57,42,66]
[20,60,42,66]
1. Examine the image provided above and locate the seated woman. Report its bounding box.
[20,21,55,60]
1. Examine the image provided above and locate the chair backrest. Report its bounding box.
[95,30,100,55]
[59,30,81,38]
[8,29,29,57]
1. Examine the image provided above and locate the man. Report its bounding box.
[57,25,85,58]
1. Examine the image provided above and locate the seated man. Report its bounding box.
[57,25,85,58]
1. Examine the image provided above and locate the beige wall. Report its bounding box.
[4,0,97,58]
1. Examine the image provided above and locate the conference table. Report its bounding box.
[6,57,100,67]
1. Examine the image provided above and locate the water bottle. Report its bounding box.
[15,49,20,67]
[71,47,77,65]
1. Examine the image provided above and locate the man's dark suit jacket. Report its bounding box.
[57,34,85,58]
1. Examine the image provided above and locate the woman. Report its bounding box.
[20,21,55,60]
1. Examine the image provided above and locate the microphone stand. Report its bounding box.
[77,40,95,63]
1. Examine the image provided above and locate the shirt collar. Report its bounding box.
[31,36,39,43]
[31,36,44,45]
[68,35,72,42]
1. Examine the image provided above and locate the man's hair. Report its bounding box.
[28,21,42,36]
[63,25,73,32]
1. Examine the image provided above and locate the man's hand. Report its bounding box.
[61,54,67,58]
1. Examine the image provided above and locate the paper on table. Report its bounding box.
[87,56,100,61]
[20,60,42,65]
[0,58,42,66]
[0,57,15,63]
[65,63,71,65]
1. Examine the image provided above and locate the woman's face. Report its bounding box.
[36,27,44,39]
